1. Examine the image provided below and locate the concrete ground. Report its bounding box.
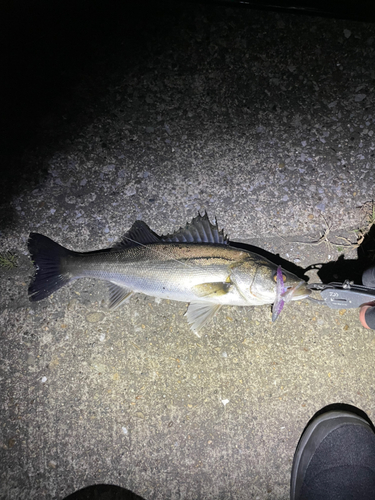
[1,2,375,499]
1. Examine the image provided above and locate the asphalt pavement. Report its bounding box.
[1,1,375,499]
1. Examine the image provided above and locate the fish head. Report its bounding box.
[272,266,311,302]
[232,258,311,304]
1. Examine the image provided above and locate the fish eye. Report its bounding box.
[273,272,286,283]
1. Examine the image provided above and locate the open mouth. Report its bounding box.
[283,282,311,302]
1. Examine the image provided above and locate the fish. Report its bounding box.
[28,213,310,335]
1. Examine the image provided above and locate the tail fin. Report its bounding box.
[28,233,73,301]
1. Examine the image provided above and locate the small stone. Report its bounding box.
[8,438,16,449]
[86,312,105,323]
[67,299,77,310]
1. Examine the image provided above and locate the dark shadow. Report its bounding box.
[63,484,146,500]
[192,0,375,23]
[304,224,375,285]
[0,0,181,230]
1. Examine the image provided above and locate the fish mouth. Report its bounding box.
[283,282,311,301]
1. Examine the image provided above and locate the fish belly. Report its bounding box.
[98,263,249,305]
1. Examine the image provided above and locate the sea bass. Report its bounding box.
[28,213,310,334]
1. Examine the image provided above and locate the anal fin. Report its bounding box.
[185,302,222,337]
[108,283,133,310]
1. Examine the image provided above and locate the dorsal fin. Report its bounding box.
[114,220,161,249]
[160,212,228,245]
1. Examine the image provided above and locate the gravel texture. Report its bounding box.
[1,2,375,499]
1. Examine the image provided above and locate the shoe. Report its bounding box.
[290,404,375,500]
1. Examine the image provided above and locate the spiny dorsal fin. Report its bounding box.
[160,212,228,245]
[114,220,161,249]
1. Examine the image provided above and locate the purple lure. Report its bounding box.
[272,265,286,322]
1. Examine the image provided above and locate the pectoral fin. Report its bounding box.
[192,281,232,298]
[108,284,133,310]
[185,302,222,336]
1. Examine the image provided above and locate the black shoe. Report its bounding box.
[290,404,375,500]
